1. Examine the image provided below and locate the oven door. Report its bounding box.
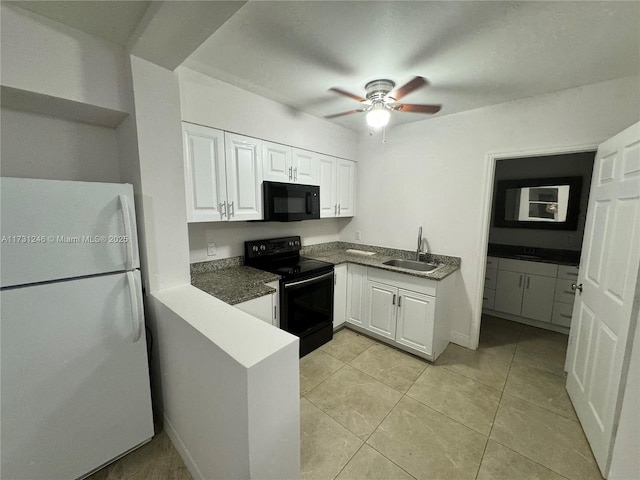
[281,270,334,340]
[263,181,320,221]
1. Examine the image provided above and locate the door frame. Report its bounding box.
[471,142,599,349]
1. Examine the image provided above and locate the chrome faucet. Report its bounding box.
[416,226,423,261]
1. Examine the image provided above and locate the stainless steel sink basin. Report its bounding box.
[383,259,440,272]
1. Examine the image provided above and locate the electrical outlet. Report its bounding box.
[355,231,361,241]
[207,242,216,256]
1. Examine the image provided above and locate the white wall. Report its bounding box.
[345,76,640,347]
[1,107,121,182]
[177,67,358,263]
[0,4,131,114]
[189,218,349,263]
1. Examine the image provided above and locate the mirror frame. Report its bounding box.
[494,176,583,230]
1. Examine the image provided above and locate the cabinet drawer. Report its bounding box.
[484,268,497,290]
[486,256,499,271]
[482,288,495,309]
[557,265,579,280]
[552,301,573,327]
[555,278,577,304]
[498,258,558,277]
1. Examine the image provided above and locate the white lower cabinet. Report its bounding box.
[235,281,279,326]
[333,264,347,328]
[346,264,367,326]
[343,265,454,361]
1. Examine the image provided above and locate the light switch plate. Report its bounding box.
[355,231,361,241]
[207,242,216,256]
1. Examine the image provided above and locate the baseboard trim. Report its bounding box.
[162,413,205,480]
[450,331,472,349]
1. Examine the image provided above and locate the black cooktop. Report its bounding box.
[244,236,334,280]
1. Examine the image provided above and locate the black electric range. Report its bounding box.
[245,236,334,357]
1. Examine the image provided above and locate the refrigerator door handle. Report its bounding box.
[126,271,143,343]
[119,194,135,270]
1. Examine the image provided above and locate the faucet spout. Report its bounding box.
[416,226,423,261]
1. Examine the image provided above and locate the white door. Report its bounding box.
[182,123,227,222]
[494,270,524,315]
[336,159,356,217]
[292,148,319,185]
[224,133,263,221]
[366,281,397,339]
[0,271,154,480]
[0,178,140,288]
[566,122,640,476]
[396,289,435,355]
[318,155,337,218]
[263,141,292,183]
[521,274,556,322]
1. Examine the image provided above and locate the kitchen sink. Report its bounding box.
[382,259,441,272]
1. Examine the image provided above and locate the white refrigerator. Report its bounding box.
[1,177,154,480]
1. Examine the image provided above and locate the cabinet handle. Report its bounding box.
[338,204,341,215]
[274,306,277,320]
[294,167,298,181]
[392,294,396,305]
[519,275,523,288]
[220,201,227,218]
[289,166,292,180]
[483,297,489,301]
[560,313,572,319]
[334,204,338,215]
[229,201,235,218]
[398,296,402,307]
[526,276,530,289]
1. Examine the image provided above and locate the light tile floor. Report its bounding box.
[302,316,603,480]
[89,314,603,480]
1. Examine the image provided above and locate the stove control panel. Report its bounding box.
[244,236,301,259]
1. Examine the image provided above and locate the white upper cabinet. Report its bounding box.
[182,123,227,222]
[336,159,356,217]
[291,148,319,185]
[319,155,356,218]
[319,155,337,218]
[224,132,263,221]
[263,142,319,185]
[262,141,292,183]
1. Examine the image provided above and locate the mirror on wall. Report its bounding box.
[494,176,582,230]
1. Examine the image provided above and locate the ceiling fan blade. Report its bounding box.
[328,87,367,103]
[324,109,367,119]
[393,103,441,114]
[392,76,428,100]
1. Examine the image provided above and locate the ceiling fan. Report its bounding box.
[324,76,441,128]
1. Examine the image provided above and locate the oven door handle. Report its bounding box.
[284,271,334,289]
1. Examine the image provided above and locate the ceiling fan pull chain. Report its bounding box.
[382,126,387,144]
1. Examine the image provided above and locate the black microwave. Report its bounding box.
[263,181,320,221]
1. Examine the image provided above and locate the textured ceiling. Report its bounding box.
[10,1,640,132]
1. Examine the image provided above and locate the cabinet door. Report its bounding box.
[333,264,347,328]
[292,148,319,185]
[318,155,337,218]
[494,270,525,315]
[224,133,263,221]
[521,274,556,322]
[346,264,367,326]
[396,289,435,355]
[336,159,356,217]
[366,281,397,340]
[262,141,292,183]
[236,294,274,325]
[182,123,227,222]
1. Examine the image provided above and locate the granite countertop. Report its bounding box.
[190,257,280,305]
[487,243,580,266]
[302,242,461,280]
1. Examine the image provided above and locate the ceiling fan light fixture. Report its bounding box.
[366,103,390,128]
